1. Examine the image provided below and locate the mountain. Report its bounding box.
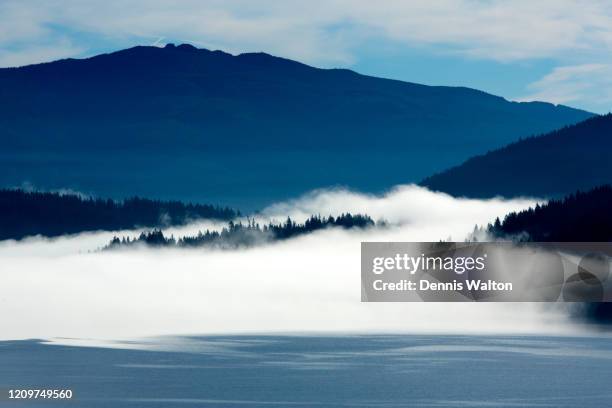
[0,43,593,208]
[421,114,612,198]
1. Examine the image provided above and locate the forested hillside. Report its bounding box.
[0,189,237,240]
[487,185,612,241]
[422,115,612,198]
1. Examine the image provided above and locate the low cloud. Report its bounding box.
[0,184,580,342]
[260,184,536,238]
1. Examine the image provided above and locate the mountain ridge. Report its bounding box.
[3,43,589,113]
[0,43,594,207]
[421,114,612,198]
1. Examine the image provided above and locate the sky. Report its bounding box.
[1,0,611,113]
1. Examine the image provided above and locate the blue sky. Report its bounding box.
[1,0,611,113]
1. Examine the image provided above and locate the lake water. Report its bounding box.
[1,334,611,407]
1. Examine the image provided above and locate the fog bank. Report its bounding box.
[0,184,577,341]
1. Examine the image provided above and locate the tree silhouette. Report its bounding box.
[488,184,612,242]
[105,213,375,250]
[0,189,238,240]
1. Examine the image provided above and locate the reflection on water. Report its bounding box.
[1,335,612,407]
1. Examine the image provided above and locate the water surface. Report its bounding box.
[1,335,611,407]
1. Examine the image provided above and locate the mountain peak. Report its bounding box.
[163,43,198,52]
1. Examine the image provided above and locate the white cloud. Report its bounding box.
[518,63,612,109]
[0,184,578,342]
[2,0,612,67]
[0,42,83,68]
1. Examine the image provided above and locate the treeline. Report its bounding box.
[105,213,375,250]
[0,189,238,240]
[481,186,612,325]
[486,185,612,241]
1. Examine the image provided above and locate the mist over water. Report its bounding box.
[0,184,578,342]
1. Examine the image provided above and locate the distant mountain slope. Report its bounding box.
[421,114,612,198]
[0,44,593,207]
